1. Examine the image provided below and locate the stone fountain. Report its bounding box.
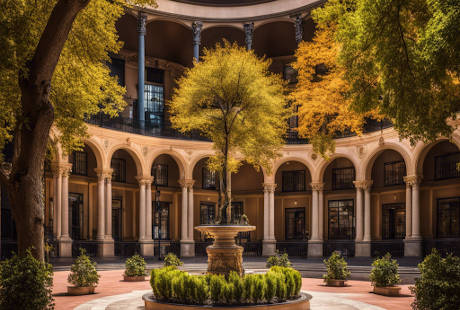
[195,225,256,276]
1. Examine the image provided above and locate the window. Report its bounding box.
[111,158,126,183]
[144,68,165,129]
[435,152,460,180]
[202,168,217,190]
[200,203,216,224]
[328,199,354,240]
[108,58,125,86]
[71,151,87,176]
[222,202,244,224]
[384,161,406,186]
[153,202,169,240]
[437,197,460,238]
[152,164,168,187]
[382,204,405,239]
[282,170,306,192]
[332,167,355,190]
[285,208,306,240]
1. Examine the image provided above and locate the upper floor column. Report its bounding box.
[137,12,147,123]
[192,21,203,62]
[244,22,254,50]
[293,15,303,45]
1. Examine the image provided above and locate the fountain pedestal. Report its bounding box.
[195,225,256,276]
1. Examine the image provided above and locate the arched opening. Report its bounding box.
[369,150,407,257]
[273,161,312,257]
[420,141,460,256]
[201,26,245,51]
[323,157,356,257]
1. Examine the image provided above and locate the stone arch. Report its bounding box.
[189,152,216,179]
[149,149,187,180]
[362,143,413,180]
[107,144,146,177]
[83,138,106,170]
[273,156,314,184]
[414,138,460,176]
[314,153,360,182]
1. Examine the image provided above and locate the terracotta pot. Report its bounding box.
[123,275,146,282]
[373,286,401,297]
[325,279,347,287]
[67,286,96,295]
[143,292,311,310]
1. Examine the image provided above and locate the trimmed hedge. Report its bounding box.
[124,254,146,277]
[150,266,302,305]
[369,253,400,287]
[323,251,350,281]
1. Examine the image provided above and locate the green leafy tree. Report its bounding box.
[169,42,289,223]
[313,0,460,145]
[0,0,156,261]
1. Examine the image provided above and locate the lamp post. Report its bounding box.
[155,185,162,260]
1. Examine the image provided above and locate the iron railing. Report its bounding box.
[371,240,405,257]
[72,240,99,257]
[276,241,308,257]
[424,238,460,257]
[324,240,355,258]
[115,241,140,257]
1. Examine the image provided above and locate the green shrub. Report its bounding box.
[149,266,302,305]
[323,251,350,281]
[411,249,460,310]
[369,253,400,287]
[68,248,100,287]
[124,254,146,277]
[266,251,291,268]
[0,250,54,310]
[163,253,183,267]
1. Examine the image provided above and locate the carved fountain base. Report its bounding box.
[195,225,256,276]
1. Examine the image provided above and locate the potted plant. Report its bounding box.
[370,253,401,296]
[67,249,100,295]
[323,251,350,287]
[266,251,292,268]
[124,254,147,281]
[163,252,183,267]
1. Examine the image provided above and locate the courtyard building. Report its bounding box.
[1,0,460,260]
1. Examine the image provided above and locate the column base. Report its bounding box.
[140,240,154,257]
[97,239,114,257]
[355,241,371,257]
[404,238,423,257]
[262,240,276,257]
[58,236,72,258]
[180,240,195,257]
[308,240,323,258]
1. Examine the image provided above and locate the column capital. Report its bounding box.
[136,175,153,185]
[192,21,203,45]
[310,182,325,191]
[60,163,72,176]
[94,168,113,179]
[353,180,372,189]
[263,183,277,192]
[137,12,147,35]
[179,179,195,189]
[404,175,422,186]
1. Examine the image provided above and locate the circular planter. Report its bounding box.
[373,286,401,297]
[67,286,96,295]
[143,292,311,309]
[123,275,146,282]
[325,279,347,287]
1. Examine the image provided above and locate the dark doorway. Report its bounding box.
[382,204,405,239]
[153,202,170,240]
[285,208,306,240]
[69,193,83,240]
[112,198,122,241]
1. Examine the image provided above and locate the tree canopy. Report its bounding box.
[169,42,289,222]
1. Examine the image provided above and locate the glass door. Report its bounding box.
[112,198,122,241]
[382,204,405,239]
[285,208,306,240]
[69,193,83,240]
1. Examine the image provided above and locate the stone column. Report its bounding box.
[179,179,195,257]
[403,175,422,257]
[137,12,147,123]
[59,164,72,257]
[356,180,373,257]
[318,184,324,240]
[354,180,371,257]
[244,22,254,50]
[96,170,105,241]
[138,177,154,257]
[262,183,276,256]
[192,21,203,62]
[100,170,115,257]
[403,176,412,239]
[52,164,62,238]
[363,181,372,242]
[309,182,324,257]
[294,15,303,45]
[138,179,146,241]
[145,178,153,242]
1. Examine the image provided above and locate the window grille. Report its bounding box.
[153,202,169,240]
[202,168,217,190]
[435,152,460,180]
[384,161,406,186]
[71,151,87,176]
[153,164,168,187]
[332,167,355,190]
[111,158,126,183]
[437,197,460,238]
[200,203,216,225]
[285,208,306,240]
[328,199,355,240]
[282,170,306,192]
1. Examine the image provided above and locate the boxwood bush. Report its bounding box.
[369,253,400,287]
[411,249,460,310]
[150,266,302,305]
[266,251,291,268]
[68,248,100,287]
[323,251,350,281]
[0,250,54,310]
[124,254,146,277]
[163,253,183,267]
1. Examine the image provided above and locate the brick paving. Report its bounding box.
[53,269,414,310]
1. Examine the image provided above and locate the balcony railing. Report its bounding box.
[87,114,393,145]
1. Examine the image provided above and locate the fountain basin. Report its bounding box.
[195,225,256,276]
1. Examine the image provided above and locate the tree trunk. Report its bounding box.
[0,0,91,261]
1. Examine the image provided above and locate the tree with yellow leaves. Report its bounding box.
[169,42,289,224]
[291,4,378,156]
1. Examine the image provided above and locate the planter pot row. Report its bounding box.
[67,274,146,295]
[325,279,402,297]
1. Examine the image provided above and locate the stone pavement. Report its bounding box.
[53,269,415,310]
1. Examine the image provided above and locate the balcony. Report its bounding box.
[87,114,393,145]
